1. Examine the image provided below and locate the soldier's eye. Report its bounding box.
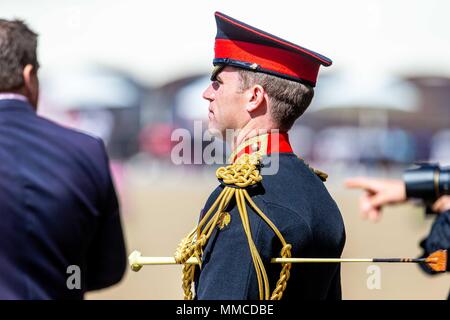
[212,81,221,90]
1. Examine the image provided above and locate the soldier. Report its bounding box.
[0,19,126,299]
[177,12,346,300]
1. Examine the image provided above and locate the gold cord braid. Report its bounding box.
[175,153,293,300]
[181,264,195,300]
[216,155,262,187]
[270,244,292,300]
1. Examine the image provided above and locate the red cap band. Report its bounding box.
[215,39,320,85]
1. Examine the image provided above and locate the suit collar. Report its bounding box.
[0,98,36,113]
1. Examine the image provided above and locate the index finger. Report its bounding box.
[345,177,378,192]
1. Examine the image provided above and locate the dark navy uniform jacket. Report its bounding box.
[418,209,450,299]
[0,99,126,299]
[194,141,346,300]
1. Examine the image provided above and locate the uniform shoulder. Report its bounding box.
[260,153,343,224]
[262,154,329,201]
[258,198,313,237]
[263,153,322,180]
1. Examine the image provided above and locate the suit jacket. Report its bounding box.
[194,152,346,300]
[0,99,126,299]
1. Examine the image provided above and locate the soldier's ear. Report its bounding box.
[245,84,266,113]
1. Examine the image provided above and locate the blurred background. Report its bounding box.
[2,0,450,299]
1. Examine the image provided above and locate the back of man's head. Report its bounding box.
[0,19,39,92]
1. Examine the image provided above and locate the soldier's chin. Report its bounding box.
[207,123,225,140]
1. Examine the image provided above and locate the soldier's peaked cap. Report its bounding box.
[212,12,332,87]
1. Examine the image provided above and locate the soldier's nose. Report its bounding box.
[202,85,215,102]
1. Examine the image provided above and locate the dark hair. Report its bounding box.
[237,69,314,131]
[0,19,39,91]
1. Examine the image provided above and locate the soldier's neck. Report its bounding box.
[231,122,277,153]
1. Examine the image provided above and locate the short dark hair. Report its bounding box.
[0,19,39,91]
[237,69,314,131]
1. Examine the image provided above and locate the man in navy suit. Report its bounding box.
[0,19,126,299]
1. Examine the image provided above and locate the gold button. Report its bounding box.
[217,212,231,230]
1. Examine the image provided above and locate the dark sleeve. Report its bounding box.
[325,264,342,300]
[86,139,127,291]
[418,210,450,274]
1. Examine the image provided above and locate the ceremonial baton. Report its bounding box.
[128,249,447,273]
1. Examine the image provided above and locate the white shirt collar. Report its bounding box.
[0,93,28,102]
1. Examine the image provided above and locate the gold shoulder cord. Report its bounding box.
[174,153,328,300]
[175,153,293,300]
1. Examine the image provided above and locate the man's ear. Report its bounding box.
[22,64,39,109]
[23,64,37,90]
[245,84,266,113]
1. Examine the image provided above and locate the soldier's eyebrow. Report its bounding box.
[215,75,224,84]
